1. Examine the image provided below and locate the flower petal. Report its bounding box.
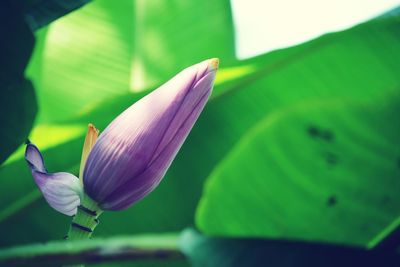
[101,79,213,210]
[25,143,82,216]
[25,141,46,172]
[83,58,218,209]
[79,123,99,180]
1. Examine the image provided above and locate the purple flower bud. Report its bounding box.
[84,58,219,210]
[25,59,219,215]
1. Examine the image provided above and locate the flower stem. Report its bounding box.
[67,194,102,240]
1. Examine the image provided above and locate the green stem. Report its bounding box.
[0,233,183,266]
[67,194,103,240]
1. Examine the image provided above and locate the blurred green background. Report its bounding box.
[0,0,399,266]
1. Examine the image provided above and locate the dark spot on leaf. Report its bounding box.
[307,125,334,142]
[320,130,334,142]
[325,153,338,165]
[327,195,337,207]
[308,125,320,138]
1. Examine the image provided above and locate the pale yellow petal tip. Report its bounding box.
[88,123,99,135]
[208,58,219,71]
[79,123,100,180]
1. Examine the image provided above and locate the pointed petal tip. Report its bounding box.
[25,142,37,157]
[25,143,46,173]
[88,123,99,135]
[208,58,219,71]
[25,142,37,161]
[80,123,100,179]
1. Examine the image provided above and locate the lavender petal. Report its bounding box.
[25,143,82,216]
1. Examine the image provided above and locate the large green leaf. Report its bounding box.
[0,80,37,166]
[27,0,236,123]
[181,229,400,267]
[0,3,34,79]
[196,94,400,246]
[22,0,91,30]
[0,2,37,165]
[27,0,134,123]
[5,0,92,31]
[130,0,236,91]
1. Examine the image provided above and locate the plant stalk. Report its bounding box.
[67,194,102,240]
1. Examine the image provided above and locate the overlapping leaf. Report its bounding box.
[27,0,134,123]
[0,3,37,165]
[181,229,400,267]
[196,94,400,246]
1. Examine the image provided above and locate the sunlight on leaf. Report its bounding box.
[4,124,86,166]
[214,65,256,86]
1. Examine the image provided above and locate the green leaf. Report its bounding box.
[0,3,37,165]
[131,0,236,91]
[0,3,34,78]
[191,13,400,247]
[27,0,236,123]
[196,94,400,246]
[23,0,92,30]
[27,0,134,123]
[0,79,37,166]
[180,229,400,267]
